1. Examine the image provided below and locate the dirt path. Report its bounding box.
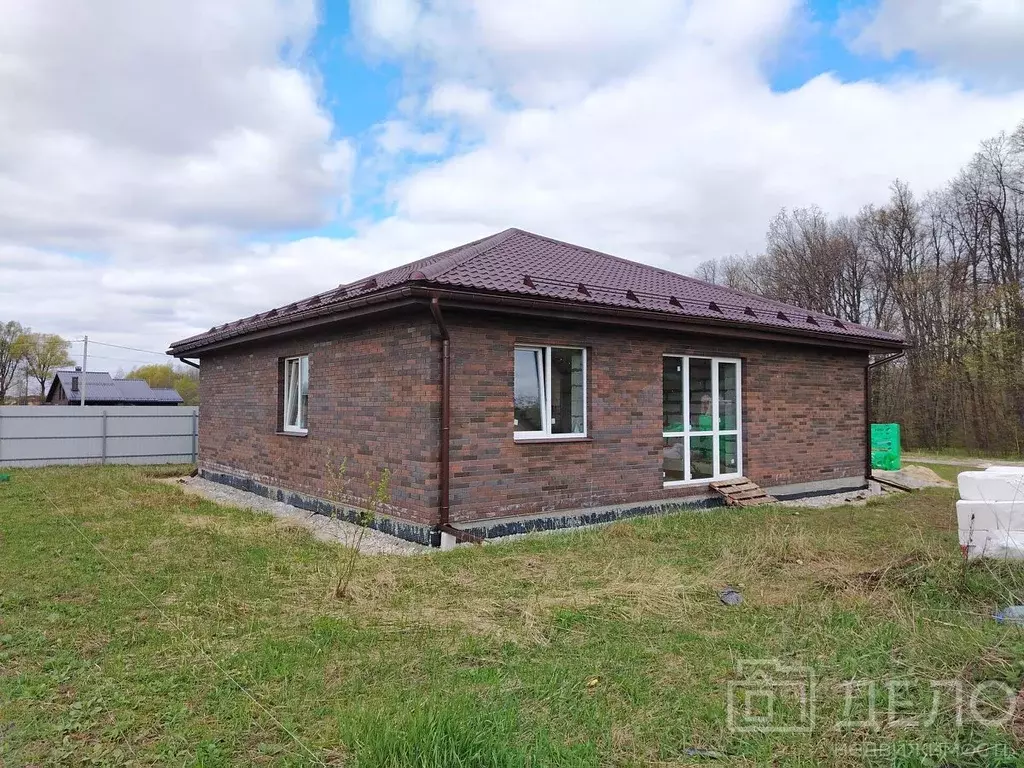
[902,455,1022,469]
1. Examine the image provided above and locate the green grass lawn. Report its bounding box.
[906,447,1024,462]
[2,467,1024,766]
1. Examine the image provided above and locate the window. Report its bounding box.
[514,346,586,439]
[282,355,309,433]
[662,356,741,484]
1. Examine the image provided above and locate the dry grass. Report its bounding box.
[4,467,1024,766]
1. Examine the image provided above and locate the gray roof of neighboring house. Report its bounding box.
[48,370,183,404]
[50,370,121,402]
[151,387,183,399]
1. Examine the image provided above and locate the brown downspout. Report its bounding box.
[865,350,906,478]
[428,297,482,545]
[429,297,452,530]
[864,363,871,480]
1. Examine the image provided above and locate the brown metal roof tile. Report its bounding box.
[169,227,904,352]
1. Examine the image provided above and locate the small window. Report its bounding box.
[514,346,586,439]
[282,355,309,433]
[662,355,741,484]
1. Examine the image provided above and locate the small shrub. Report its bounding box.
[322,452,391,601]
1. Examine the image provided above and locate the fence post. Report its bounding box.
[0,408,4,465]
[101,410,108,464]
[191,410,198,463]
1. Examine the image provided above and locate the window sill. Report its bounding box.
[514,436,593,445]
[277,429,308,438]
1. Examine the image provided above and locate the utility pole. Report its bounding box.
[81,335,88,407]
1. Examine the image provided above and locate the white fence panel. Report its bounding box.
[0,406,198,467]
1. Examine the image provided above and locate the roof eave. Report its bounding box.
[168,286,422,356]
[170,283,903,357]
[424,288,905,352]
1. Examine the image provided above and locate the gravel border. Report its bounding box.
[778,482,886,508]
[164,476,429,556]
[163,473,915,550]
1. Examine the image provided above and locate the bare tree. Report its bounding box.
[693,258,718,284]
[691,119,1024,453]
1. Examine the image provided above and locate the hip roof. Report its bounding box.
[170,228,904,354]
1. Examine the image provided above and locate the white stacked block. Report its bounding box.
[956,500,1024,532]
[960,530,1024,559]
[957,471,1024,502]
[957,467,1024,559]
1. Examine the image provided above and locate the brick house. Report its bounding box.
[169,228,904,545]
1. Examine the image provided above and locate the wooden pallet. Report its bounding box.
[869,473,914,493]
[709,477,777,507]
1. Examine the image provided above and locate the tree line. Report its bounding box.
[125,363,199,405]
[0,322,198,405]
[695,121,1024,454]
[0,322,75,403]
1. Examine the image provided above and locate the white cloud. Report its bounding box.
[0,0,357,364]
[351,0,423,56]
[849,0,1024,85]
[3,224,494,368]
[2,0,1024,367]
[426,82,496,123]
[0,0,350,252]
[375,0,1024,267]
[351,0,693,104]
[374,119,448,155]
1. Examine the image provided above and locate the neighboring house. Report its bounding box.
[46,370,184,406]
[169,228,904,545]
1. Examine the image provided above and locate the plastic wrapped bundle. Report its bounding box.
[957,471,1024,502]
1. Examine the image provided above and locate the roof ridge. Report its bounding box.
[512,227,737,290]
[330,229,509,289]
[412,228,518,281]
[58,369,112,379]
[174,229,522,346]
[509,228,865,326]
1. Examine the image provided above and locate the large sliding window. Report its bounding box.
[514,346,586,439]
[663,355,741,484]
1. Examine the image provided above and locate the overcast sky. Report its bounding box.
[1,0,1022,369]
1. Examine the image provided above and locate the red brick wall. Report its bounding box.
[198,309,867,527]
[197,313,441,524]
[445,312,867,522]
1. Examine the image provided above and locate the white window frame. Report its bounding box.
[662,355,742,486]
[282,355,309,434]
[514,345,587,441]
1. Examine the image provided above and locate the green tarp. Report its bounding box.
[871,423,901,471]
